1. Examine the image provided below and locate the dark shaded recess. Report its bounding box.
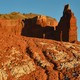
[56,7,71,42]
[21,4,73,42]
[21,17,56,40]
[42,51,57,70]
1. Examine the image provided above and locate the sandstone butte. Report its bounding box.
[0,4,80,80]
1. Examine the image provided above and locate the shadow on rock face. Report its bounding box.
[21,17,56,40]
[21,4,77,43]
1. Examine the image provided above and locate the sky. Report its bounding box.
[0,0,80,41]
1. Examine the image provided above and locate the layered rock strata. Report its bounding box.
[0,32,80,80]
[0,4,78,42]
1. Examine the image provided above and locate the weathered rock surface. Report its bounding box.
[0,15,58,40]
[0,31,80,80]
[57,4,77,42]
[0,19,23,35]
[0,4,78,42]
[21,15,58,39]
[0,4,79,80]
[36,15,58,27]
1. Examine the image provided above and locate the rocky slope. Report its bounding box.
[0,31,80,80]
[0,4,79,80]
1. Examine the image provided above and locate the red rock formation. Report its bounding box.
[0,4,79,80]
[0,19,23,35]
[0,5,78,42]
[21,15,58,39]
[36,15,58,27]
[57,4,77,42]
[0,32,80,80]
[0,15,58,40]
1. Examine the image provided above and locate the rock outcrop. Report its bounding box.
[21,15,58,39]
[0,32,80,80]
[0,4,79,80]
[0,15,58,40]
[57,4,77,42]
[0,19,23,35]
[0,4,78,42]
[36,15,58,27]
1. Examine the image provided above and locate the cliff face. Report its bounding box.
[0,4,79,80]
[36,15,58,27]
[21,16,58,39]
[0,32,80,80]
[0,15,58,39]
[57,4,77,42]
[0,19,23,35]
[0,4,77,42]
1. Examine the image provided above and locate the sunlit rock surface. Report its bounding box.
[0,32,80,80]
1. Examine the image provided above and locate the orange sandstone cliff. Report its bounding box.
[57,4,77,42]
[0,4,79,80]
[0,4,77,42]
